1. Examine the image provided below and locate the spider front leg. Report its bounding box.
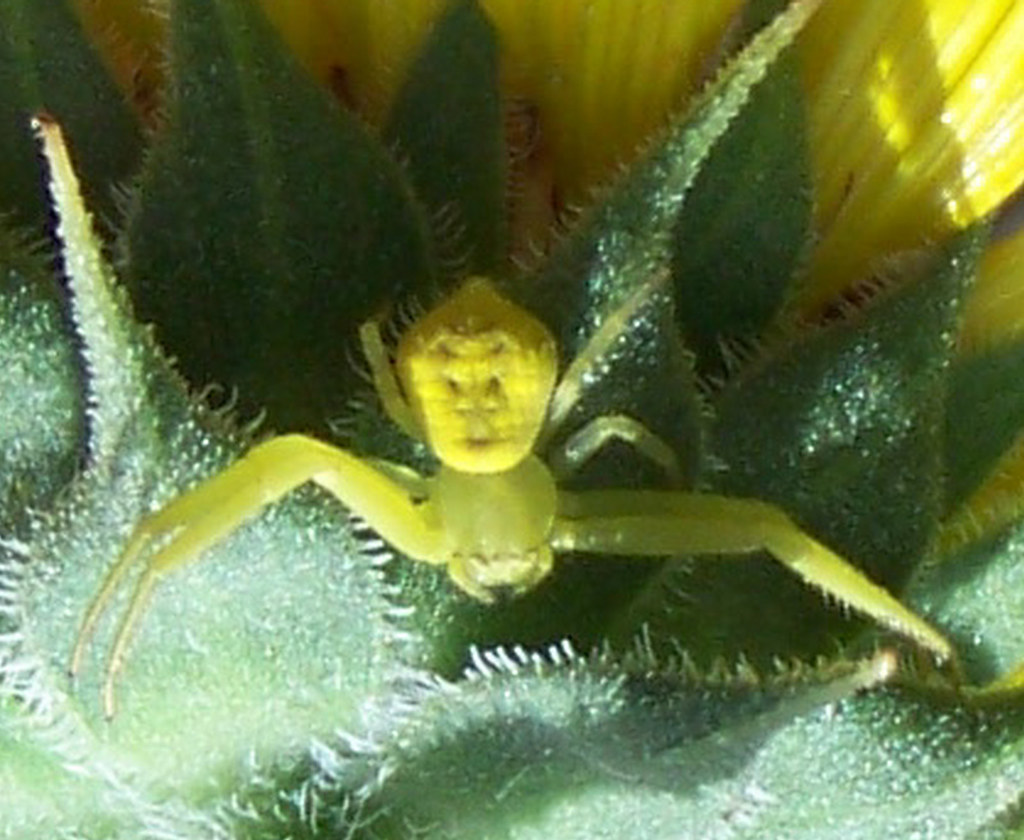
[71,433,443,718]
[547,414,683,484]
[551,489,953,663]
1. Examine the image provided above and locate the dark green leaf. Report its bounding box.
[385,0,506,276]
[0,0,141,229]
[911,512,1024,685]
[126,0,436,433]
[945,340,1024,511]
[540,281,706,490]
[671,48,810,376]
[687,228,984,664]
[514,0,820,363]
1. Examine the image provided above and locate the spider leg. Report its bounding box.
[97,505,246,719]
[359,319,420,438]
[68,484,236,681]
[73,433,442,717]
[368,458,431,499]
[550,489,952,662]
[543,277,666,438]
[972,663,1024,696]
[547,414,682,484]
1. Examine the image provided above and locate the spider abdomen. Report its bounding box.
[431,454,557,600]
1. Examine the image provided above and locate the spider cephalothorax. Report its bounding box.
[395,277,557,473]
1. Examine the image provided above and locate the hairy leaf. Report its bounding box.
[385,0,506,276]
[126,0,436,433]
[0,0,140,229]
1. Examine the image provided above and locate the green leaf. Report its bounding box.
[515,0,821,362]
[0,709,128,839]
[125,0,436,433]
[911,512,1024,685]
[540,281,706,489]
[0,0,141,230]
[690,228,984,664]
[0,224,83,534]
[224,653,1024,840]
[670,43,811,376]
[944,340,1024,512]
[222,648,898,839]
[3,121,407,815]
[385,0,506,276]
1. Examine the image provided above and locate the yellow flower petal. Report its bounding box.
[796,0,1024,316]
[273,0,741,204]
[960,225,1024,353]
[482,0,743,204]
[300,0,449,119]
[939,431,1024,555]
[71,0,167,114]
[257,0,346,95]
[939,223,1024,550]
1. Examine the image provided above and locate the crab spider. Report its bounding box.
[70,277,953,717]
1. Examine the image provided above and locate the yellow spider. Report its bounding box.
[70,277,953,718]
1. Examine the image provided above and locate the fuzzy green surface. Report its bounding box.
[4,0,1024,838]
